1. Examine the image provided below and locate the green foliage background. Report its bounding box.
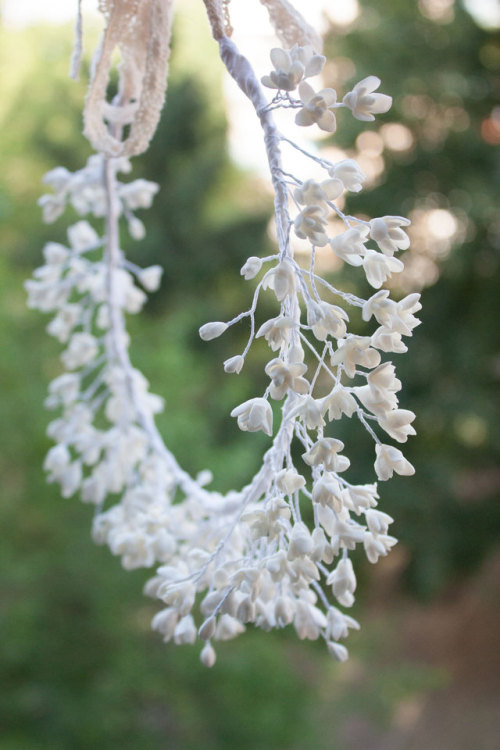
[1,1,499,748]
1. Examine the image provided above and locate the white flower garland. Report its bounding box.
[27,0,421,667]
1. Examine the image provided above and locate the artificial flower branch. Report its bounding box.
[27,0,420,667]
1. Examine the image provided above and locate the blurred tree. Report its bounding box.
[319,0,500,595]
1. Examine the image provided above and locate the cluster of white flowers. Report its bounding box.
[261,47,392,133]
[29,2,420,668]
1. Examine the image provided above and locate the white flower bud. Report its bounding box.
[329,159,366,193]
[327,641,349,662]
[230,398,273,436]
[43,242,68,265]
[240,256,262,280]
[200,642,216,668]
[138,265,163,291]
[44,444,70,477]
[128,216,146,240]
[199,321,228,341]
[223,355,244,374]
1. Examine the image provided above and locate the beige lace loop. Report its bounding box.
[259,0,323,51]
[84,0,174,157]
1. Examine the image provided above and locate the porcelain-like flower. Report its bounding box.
[326,557,357,607]
[263,262,296,301]
[294,205,329,246]
[322,387,357,420]
[374,443,415,481]
[308,301,349,341]
[363,249,404,289]
[369,216,411,256]
[363,531,398,563]
[303,438,350,473]
[331,336,381,379]
[230,398,273,436]
[343,76,392,122]
[378,409,416,443]
[265,357,309,399]
[329,159,366,193]
[330,226,369,266]
[288,395,325,430]
[294,178,343,207]
[295,82,337,132]
[261,45,325,91]
[240,256,262,280]
[256,315,295,351]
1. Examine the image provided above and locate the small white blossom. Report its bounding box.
[375,443,415,481]
[138,265,163,292]
[263,261,296,302]
[38,193,66,223]
[230,398,273,436]
[288,395,325,430]
[43,242,69,265]
[261,45,326,91]
[312,473,343,511]
[308,301,348,341]
[295,82,337,132]
[369,216,411,256]
[330,226,369,266]
[365,508,393,536]
[342,484,379,514]
[265,357,308,399]
[61,332,99,370]
[363,249,404,289]
[276,468,306,495]
[322,387,357,420]
[118,179,159,210]
[294,205,329,246]
[174,615,197,645]
[67,220,99,252]
[294,178,343,206]
[363,290,421,335]
[223,355,244,374]
[256,315,295,351]
[331,336,381,378]
[326,607,360,641]
[240,256,262,280]
[343,76,392,121]
[378,409,416,443]
[363,531,397,563]
[303,439,350,473]
[327,557,357,607]
[371,326,408,353]
[329,159,366,193]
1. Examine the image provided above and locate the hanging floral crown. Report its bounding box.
[27,0,420,667]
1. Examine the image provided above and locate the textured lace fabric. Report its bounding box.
[260,0,323,52]
[84,0,174,157]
